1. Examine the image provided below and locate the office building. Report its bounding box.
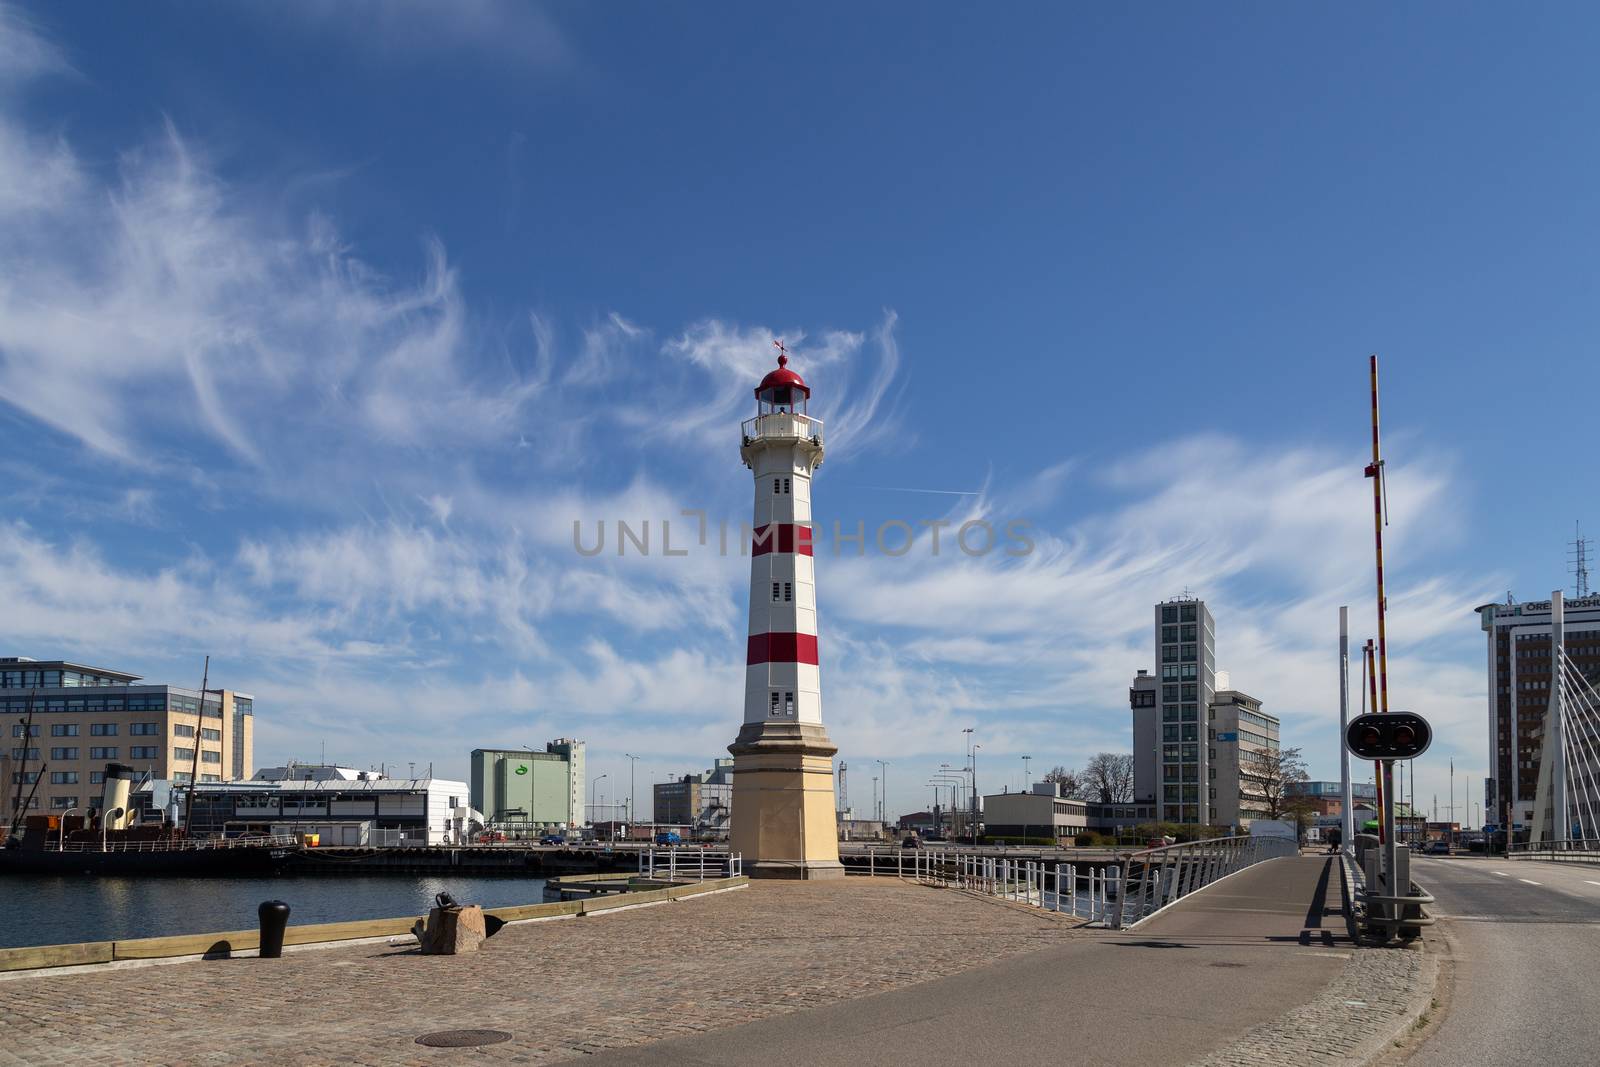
[1129,597,1216,825]
[654,758,733,839]
[1288,780,1378,818]
[470,739,585,830]
[983,782,1157,840]
[1476,594,1600,829]
[2,656,254,826]
[1207,689,1279,828]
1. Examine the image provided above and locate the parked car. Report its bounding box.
[654,830,682,845]
[1425,840,1450,855]
[477,830,506,844]
[901,835,922,849]
[539,834,566,846]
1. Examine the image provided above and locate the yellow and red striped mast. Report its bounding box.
[1364,355,1393,843]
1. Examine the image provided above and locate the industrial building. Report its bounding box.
[654,758,733,840]
[470,740,585,831]
[2,656,254,827]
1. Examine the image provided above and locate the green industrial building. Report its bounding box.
[470,739,584,829]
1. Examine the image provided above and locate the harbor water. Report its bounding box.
[0,874,549,949]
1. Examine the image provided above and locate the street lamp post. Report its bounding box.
[1021,755,1031,844]
[624,753,640,832]
[877,759,890,829]
[590,773,607,829]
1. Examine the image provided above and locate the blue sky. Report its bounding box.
[3,2,1597,822]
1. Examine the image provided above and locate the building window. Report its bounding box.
[201,750,221,764]
[1181,605,1196,622]
[11,724,40,738]
[50,747,79,760]
[173,724,195,739]
[50,771,79,784]
[783,582,792,602]
[1162,704,1178,722]
[772,582,781,602]
[770,691,780,716]
[1163,725,1179,742]
[784,692,795,715]
[50,723,79,737]
[1162,625,1179,642]
[50,796,78,809]
[1181,644,1197,662]
[89,747,118,760]
[90,723,117,737]
[773,478,781,494]
[89,771,105,785]
[1162,606,1178,624]
[201,774,221,783]
[1181,624,1197,641]
[10,772,39,785]
[130,723,160,736]
[173,747,195,762]
[1162,645,1178,663]
[1163,685,1179,701]
[129,746,158,759]
[783,477,791,493]
[11,747,40,761]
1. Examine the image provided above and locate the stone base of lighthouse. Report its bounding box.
[728,722,845,880]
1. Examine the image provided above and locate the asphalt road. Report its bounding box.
[1407,855,1600,1066]
[589,856,1353,1067]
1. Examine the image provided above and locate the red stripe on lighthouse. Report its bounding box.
[750,523,813,557]
[746,632,820,665]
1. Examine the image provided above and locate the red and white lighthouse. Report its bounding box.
[728,344,843,878]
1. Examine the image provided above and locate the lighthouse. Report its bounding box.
[728,344,844,879]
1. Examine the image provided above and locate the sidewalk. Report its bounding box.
[590,855,1353,1066]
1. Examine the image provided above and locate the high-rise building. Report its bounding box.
[2,657,254,826]
[1477,594,1600,828]
[1208,689,1279,828]
[470,740,585,830]
[1144,596,1216,825]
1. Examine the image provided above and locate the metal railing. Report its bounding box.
[638,847,742,881]
[847,848,1119,922]
[61,833,301,853]
[1111,834,1298,929]
[741,411,823,445]
[1510,837,1600,863]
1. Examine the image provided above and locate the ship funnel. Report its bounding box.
[100,762,138,830]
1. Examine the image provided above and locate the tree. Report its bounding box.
[1043,765,1084,798]
[1082,752,1136,805]
[1240,745,1311,821]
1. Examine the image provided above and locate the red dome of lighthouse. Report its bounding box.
[756,353,810,399]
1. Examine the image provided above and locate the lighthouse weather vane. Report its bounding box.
[773,338,788,363]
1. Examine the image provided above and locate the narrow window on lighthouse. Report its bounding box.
[771,582,780,602]
[782,477,791,494]
[784,692,795,716]
[783,582,792,602]
[770,691,780,715]
[773,478,781,494]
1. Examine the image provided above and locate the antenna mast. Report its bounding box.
[1570,522,1592,598]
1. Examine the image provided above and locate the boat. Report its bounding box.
[1,825,298,876]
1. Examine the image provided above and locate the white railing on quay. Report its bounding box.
[846,848,1119,923]
[1510,837,1600,863]
[1110,834,1297,929]
[638,846,743,881]
[60,833,301,853]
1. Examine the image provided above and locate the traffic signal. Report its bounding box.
[1345,712,1432,761]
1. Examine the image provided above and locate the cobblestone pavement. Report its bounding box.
[0,880,1083,1066]
[1189,945,1432,1067]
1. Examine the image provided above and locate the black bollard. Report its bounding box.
[258,900,290,959]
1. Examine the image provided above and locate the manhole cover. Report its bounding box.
[415,1029,513,1048]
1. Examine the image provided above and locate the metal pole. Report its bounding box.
[1340,606,1353,849]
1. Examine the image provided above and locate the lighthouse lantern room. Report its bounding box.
[728,343,843,879]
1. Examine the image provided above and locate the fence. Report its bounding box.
[1110,834,1298,928]
[60,833,301,853]
[847,848,1119,922]
[638,847,742,881]
[1510,838,1600,864]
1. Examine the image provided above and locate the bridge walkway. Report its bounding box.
[590,854,1352,1066]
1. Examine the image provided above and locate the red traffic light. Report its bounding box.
[1346,712,1432,761]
